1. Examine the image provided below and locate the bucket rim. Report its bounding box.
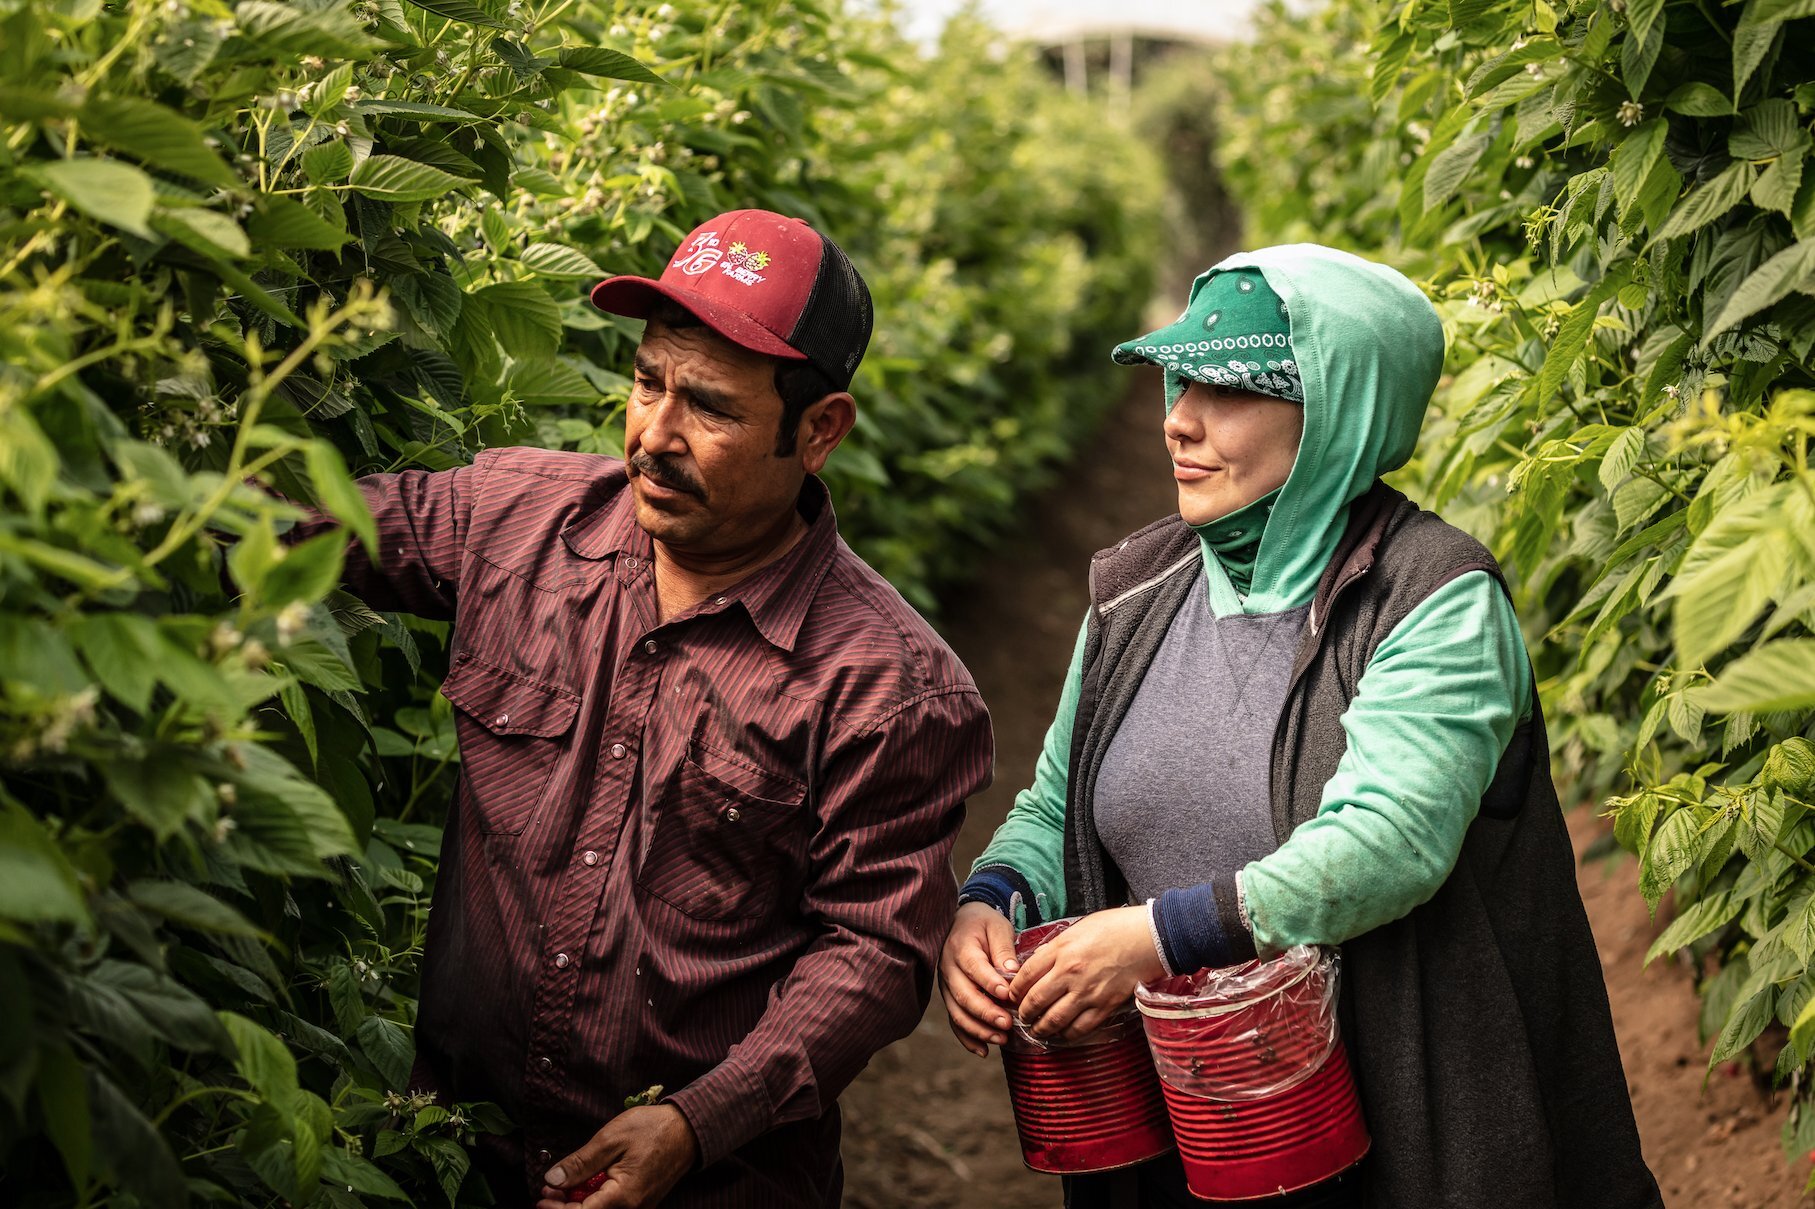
[1135,958,1323,1019]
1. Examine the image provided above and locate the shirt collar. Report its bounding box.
[559,471,839,654]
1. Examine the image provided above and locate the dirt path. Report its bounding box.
[837,371,1807,1207]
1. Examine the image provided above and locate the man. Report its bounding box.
[295,210,992,1207]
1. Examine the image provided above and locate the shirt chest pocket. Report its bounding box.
[440,654,581,835]
[637,741,810,922]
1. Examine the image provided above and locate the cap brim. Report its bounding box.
[589,276,807,362]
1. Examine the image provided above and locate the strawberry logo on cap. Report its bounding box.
[720,242,773,286]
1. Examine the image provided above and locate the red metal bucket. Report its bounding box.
[1136,947,1368,1201]
[1000,918,1174,1175]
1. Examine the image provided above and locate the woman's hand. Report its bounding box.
[1009,905,1165,1044]
[938,902,1021,1056]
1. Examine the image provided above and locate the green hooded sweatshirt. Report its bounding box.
[967,244,1532,954]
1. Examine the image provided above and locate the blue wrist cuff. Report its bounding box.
[1154,876,1258,974]
[958,868,1020,919]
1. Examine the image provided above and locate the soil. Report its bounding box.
[836,370,1810,1208]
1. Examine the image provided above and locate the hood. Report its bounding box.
[1180,244,1444,615]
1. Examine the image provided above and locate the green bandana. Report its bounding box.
[1112,268,1302,407]
[1193,487,1279,597]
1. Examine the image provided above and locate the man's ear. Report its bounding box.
[796,392,856,475]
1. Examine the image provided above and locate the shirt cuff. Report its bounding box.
[664,1058,773,1168]
[1153,876,1258,974]
[958,865,1031,921]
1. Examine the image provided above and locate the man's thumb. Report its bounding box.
[545,1141,596,1189]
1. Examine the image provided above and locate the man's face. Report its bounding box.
[1164,380,1304,526]
[625,317,806,554]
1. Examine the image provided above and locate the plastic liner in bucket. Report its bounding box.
[1135,945,1368,1201]
[999,917,1174,1175]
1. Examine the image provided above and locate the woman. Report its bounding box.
[939,245,1661,1208]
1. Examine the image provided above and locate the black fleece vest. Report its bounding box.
[1061,483,1661,1209]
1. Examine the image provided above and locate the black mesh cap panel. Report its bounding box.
[787,231,873,391]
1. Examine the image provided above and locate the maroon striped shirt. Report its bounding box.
[314,448,992,1205]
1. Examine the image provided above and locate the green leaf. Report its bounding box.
[234,0,385,57]
[1653,160,1753,242]
[1703,238,1815,340]
[1423,127,1492,214]
[1665,82,1734,117]
[90,961,232,1052]
[70,612,161,713]
[305,441,377,556]
[30,158,154,237]
[1641,806,1703,911]
[1669,494,1790,665]
[102,749,212,838]
[321,1149,410,1201]
[1611,121,1667,216]
[1697,639,1815,714]
[1645,893,1740,965]
[356,1015,413,1088]
[348,154,475,203]
[1733,12,1781,99]
[1621,16,1665,98]
[127,879,262,938]
[473,281,562,358]
[0,808,90,925]
[1599,426,1647,494]
[353,99,485,125]
[406,0,506,27]
[1730,99,1810,161]
[301,140,355,184]
[504,358,598,404]
[155,207,252,260]
[1627,0,1666,45]
[89,1068,185,1206]
[80,96,238,188]
[519,241,605,279]
[1537,275,1621,404]
[1711,980,1778,1067]
[557,45,668,86]
[37,1045,91,1194]
[263,531,348,608]
[222,1011,300,1100]
[247,196,351,250]
[1763,738,1815,797]
[1753,152,1805,215]
[415,1134,470,1206]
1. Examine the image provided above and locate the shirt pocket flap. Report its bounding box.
[687,740,807,812]
[440,655,580,738]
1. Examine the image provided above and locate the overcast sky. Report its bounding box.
[896,0,1270,44]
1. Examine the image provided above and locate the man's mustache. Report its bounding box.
[629,452,703,497]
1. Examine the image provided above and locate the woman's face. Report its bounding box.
[1164,381,1305,526]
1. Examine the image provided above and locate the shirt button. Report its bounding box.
[494,713,509,726]
[581,850,599,866]
[537,1149,552,1165]
[610,742,627,759]
[553,952,570,969]
[715,596,728,606]
[537,1057,553,1073]
[723,806,742,823]
[643,639,658,655]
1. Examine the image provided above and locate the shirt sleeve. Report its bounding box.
[1238,569,1532,953]
[284,462,478,620]
[664,686,992,1165]
[960,613,1087,927]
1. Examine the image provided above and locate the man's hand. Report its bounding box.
[1008,905,1165,1044]
[938,902,1021,1056]
[533,1105,698,1209]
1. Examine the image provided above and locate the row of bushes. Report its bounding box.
[0,1,1162,1204]
[1211,0,1815,1178]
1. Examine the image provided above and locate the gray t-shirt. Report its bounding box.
[1093,570,1310,901]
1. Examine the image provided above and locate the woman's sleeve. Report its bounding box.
[1151,571,1532,973]
[959,614,1088,927]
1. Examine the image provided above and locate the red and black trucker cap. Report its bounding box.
[589,209,873,391]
